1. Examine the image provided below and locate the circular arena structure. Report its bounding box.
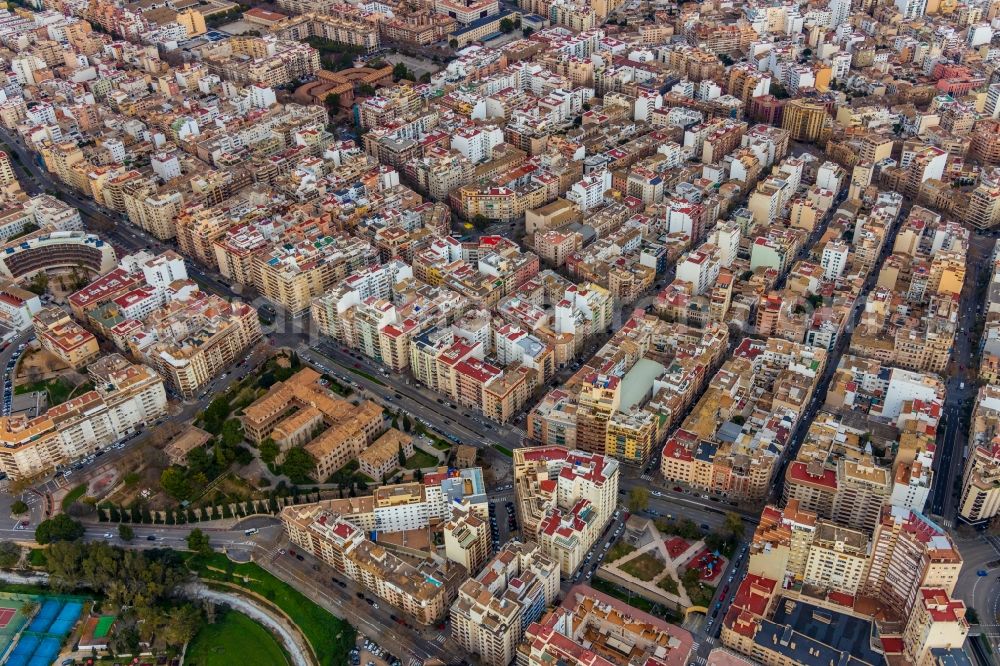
[0,231,117,281]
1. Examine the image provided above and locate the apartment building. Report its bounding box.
[0,356,167,479]
[862,505,962,618]
[958,439,1000,525]
[134,293,263,399]
[254,231,376,316]
[281,504,465,624]
[32,307,100,369]
[203,36,321,88]
[747,501,817,585]
[443,502,492,576]
[513,446,619,575]
[801,520,869,596]
[902,589,969,666]
[518,587,694,666]
[450,540,559,666]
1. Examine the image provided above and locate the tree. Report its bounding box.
[10,500,28,515]
[718,53,734,66]
[200,397,231,435]
[472,214,490,229]
[324,92,341,110]
[401,414,411,432]
[358,83,376,96]
[522,27,534,37]
[35,514,84,544]
[280,448,316,485]
[419,72,431,83]
[162,604,202,648]
[449,38,459,48]
[723,512,744,539]
[0,541,20,568]
[118,523,134,542]
[187,528,212,556]
[160,467,191,501]
[681,566,701,586]
[259,438,279,464]
[392,62,411,81]
[499,17,514,32]
[26,272,48,295]
[398,444,406,467]
[627,486,650,512]
[220,419,244,449]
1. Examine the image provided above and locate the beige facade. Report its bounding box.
[0,356,167,479]
[33,307,100,369]
[443,503,492,576]
[450,540,559,666]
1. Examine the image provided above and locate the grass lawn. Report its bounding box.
[589,578,680,623]
[606,542,636,563]
[657,574,679,595]
[28,548,46,567]
[493,444,513,457]
[186,608,289,666]
[61,484,87,510]
[187,553,355,665]
[683,576,716,608]
[405,450,439,470]
[620,552,665,582]
[431,440,451,451]
[15,378,82,406]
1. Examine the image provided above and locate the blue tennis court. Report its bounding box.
[49,602,82,636]
[27,636,61,666]
[26,600,60,633]
[6,633,39,666]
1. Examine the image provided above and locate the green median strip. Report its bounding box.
[334,360,387,386]
[61,484,87,510]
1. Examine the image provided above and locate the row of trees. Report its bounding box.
[98,497,281,525]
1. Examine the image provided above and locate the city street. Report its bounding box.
[262,538,466,666]
[954,534,1000,633]
[929,232,996,522]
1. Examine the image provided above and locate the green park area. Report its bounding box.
[185,607,289,666]
[187,553,355,665]
[619,552,664,582]
[405,450,438,470]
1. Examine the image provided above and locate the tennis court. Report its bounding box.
[0,593,88,666]
[0,597,29,660]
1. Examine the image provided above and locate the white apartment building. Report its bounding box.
[566,171,610,212]
[821,240,850,280]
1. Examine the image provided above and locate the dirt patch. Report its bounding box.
[14,347,74,386]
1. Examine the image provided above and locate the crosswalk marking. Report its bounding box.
[435,634,446,644]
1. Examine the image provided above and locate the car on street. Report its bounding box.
[977,569,989,576]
